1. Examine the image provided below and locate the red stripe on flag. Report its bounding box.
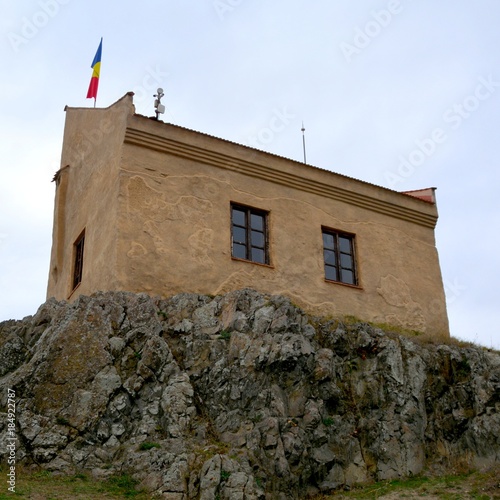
[86,76,99,99]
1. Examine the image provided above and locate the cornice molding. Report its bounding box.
[124,126,438,229]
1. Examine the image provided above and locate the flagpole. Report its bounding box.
[301,122,307,164]
[94,97,96,109]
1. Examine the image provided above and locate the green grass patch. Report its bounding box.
[220,469,231,481]
[0,466,150,499]
[56,416,70,426]
[106,474,143,496]
[249,413,263,423]
[138,441,161,451]
[157,310,168,320]
[219,330,231,340]
[319,468,500,499]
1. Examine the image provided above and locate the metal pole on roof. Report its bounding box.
[301,122,307,164]
[154,88,165,120]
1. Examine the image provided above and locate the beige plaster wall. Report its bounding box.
[47,94,134,300]
[116,112,449,337]
[47,93,449,338]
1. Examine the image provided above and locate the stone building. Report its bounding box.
[47,93,449,337]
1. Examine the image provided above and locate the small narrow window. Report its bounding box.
[322,228,358,286]
[72,231,85,290]
[231,204,269,265]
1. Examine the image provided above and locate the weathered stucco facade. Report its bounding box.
[47,93,449,337]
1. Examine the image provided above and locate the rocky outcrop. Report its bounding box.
[0,289,499,499]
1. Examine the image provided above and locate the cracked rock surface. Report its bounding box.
[0,289,499,498]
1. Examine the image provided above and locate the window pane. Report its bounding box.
[324,249,336,266]
[233,226,247,244]
[232,208,246,226]
[340,253,353,269]
[341,270,354,285]
[250,213,264,231]
[231,204,268,265]
[251,230,264,248]
[251,247,265,264]
[73,234,85,290]
[233,243,246,259]
[323,232,335,250]
[325,265,338,281]
[339,236,351,254]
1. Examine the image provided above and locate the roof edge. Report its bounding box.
[131,109,437,207]
[401,188,437,204]
[64,92,135,113]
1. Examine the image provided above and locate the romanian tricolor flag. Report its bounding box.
[86,38,102,101]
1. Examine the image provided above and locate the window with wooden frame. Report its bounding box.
[322,228,358,286]
[231,204,269,265]
[72,230,85,291]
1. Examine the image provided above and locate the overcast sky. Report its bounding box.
[1,1,499,348]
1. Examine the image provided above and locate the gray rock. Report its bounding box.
[0,289,499,499]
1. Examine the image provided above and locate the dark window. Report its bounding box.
[322,228,358,285]
[72,231,85,290]
[231,204,269,265]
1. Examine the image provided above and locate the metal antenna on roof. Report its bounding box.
[154,88,165,120]
[301,122,307,164]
